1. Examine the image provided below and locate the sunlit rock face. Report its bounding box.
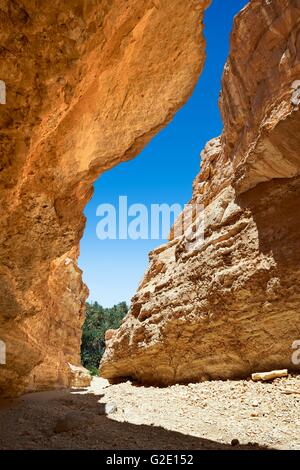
[220,0,300,193]
[0,0,210,396]
[101,0,300,385]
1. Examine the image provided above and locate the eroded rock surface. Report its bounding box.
[101,0,300,385]
[0,0,210,396]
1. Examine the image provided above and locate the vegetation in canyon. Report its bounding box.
[81,302,128,375]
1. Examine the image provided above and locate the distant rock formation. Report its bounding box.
[0,0,209,397]
[101,0,300,384]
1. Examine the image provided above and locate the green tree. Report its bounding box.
[81,301,128,375]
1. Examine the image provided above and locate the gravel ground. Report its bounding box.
[0,375,299,450]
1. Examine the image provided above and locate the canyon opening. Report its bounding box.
[0,0,300,456]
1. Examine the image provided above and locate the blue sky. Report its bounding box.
[79,0,249,307]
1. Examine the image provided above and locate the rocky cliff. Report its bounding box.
[101,0,300,385]
[0,0,210,397]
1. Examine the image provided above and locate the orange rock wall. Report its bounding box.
[0,0,210,396]
[101,0,300,384]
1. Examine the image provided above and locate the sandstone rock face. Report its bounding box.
[220,0,300,193]
[68,363,91,389]
[0,0,210,397]
[100,0,300,385]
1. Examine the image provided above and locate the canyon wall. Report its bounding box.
[101,0,300,385]
[0,0,210,397]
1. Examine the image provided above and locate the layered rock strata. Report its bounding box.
[101,0,300,384]
[0,0,209,396]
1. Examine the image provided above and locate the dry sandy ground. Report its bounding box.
[0,375,299,450]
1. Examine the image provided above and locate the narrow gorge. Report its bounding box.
[101,0,300,384]
[0,0,210,397]
[1,0,300,453]
[0,0,299,403]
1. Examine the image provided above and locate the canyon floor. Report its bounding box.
[0,375,299,450]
